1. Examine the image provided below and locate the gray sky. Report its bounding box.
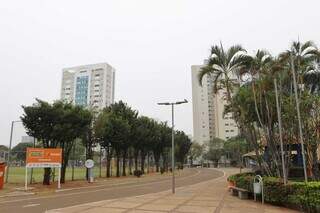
[1,0,320,147]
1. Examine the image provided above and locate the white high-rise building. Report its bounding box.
[191,63,239,144]
[61,63,115,110]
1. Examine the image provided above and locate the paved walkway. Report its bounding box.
[47,168,298,213]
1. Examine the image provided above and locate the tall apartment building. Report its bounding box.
[191,64,239,144]
[61,63,115,110]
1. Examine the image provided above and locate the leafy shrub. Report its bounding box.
[133,170,143,177]
[263,177,292,205]
[227,173,320,212]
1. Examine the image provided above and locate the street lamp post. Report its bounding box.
[157,99,188,194]
[6,120,22,183]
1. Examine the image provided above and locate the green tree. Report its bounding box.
[175,131,192,169]
[21,99,92,184]
[96,111,130,177]
[203,138,225,166]
[22,99,63,185]
[11,142,33,162]
[188,142,204,166]
[198,44,251,102]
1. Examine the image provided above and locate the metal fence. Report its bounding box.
[4,150,159,184]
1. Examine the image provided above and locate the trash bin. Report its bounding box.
[0,162,6,190]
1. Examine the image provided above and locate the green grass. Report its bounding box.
[7,166,112,183]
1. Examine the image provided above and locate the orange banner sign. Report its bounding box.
[26,148,62,168]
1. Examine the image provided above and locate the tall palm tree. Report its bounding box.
[280,40,319,182]
[304,60,320,94]
[280,41,318,72]
[198,44,251,103]
[279,40,319,89]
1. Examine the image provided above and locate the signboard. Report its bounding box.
[26,148,62,168]
[25,148,62,190]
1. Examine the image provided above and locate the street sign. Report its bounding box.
[85,159,94,183]
[85,159,94,169]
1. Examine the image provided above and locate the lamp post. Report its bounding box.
[157,99,188,194]
[6,120,22,183]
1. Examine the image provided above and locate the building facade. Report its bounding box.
[61,63,115,110]
[191,63,239,144]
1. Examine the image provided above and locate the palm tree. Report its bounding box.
[198,44,251,103]
[280,40,319,182]
[280,41,318,73]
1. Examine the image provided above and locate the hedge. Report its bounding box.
[228,173,320,213]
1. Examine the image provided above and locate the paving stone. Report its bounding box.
[175,205,216,213]
[82,207,126,213]
[138,203,177,211]
[102,201,141,208]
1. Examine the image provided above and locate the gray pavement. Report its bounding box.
[0,168,222,213]
[47,168,299,213]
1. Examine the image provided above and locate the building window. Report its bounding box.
[75,76,89,106]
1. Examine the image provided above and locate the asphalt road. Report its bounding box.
[0,168,224,213]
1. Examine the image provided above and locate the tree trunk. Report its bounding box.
[134,151,139,171]
[122,151,127,176]
[116,154,120,177]
[61,165,67,183]
[106,158,111,178]
[147,152,150,173]
[141,153,146,174]
[106,147,111,178]
[43,168,51,185]
[129,156,133,175]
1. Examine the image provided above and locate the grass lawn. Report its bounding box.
[6,166,111,183]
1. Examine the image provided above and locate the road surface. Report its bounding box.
[0,168,223,213]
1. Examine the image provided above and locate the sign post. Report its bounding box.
[25,148,62,191]
[85,159,94,183]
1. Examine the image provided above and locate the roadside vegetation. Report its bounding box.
[228,173,320,212]
[20,100,192,185]
[199,40,320,180]
[199,40,320,212]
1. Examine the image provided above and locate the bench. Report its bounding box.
[229,186,249,199]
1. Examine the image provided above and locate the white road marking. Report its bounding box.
[22,203,40,208]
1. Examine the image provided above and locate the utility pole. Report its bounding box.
[6,120,22,183]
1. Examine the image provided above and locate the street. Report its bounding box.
[0,168,223,213]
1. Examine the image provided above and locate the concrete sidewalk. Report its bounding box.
[47,168,298,213]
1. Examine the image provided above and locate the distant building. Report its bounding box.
[21,136,34,143]
[191,63,239,144]
[61,63,115,110]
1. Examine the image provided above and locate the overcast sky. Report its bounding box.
[1,0,320,147]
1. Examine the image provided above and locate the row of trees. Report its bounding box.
[199,40,320,180]
[21,100,192,184]
[95,101,192,177]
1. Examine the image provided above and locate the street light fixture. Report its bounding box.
[6,120,22,183]
[157,99,188,194]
